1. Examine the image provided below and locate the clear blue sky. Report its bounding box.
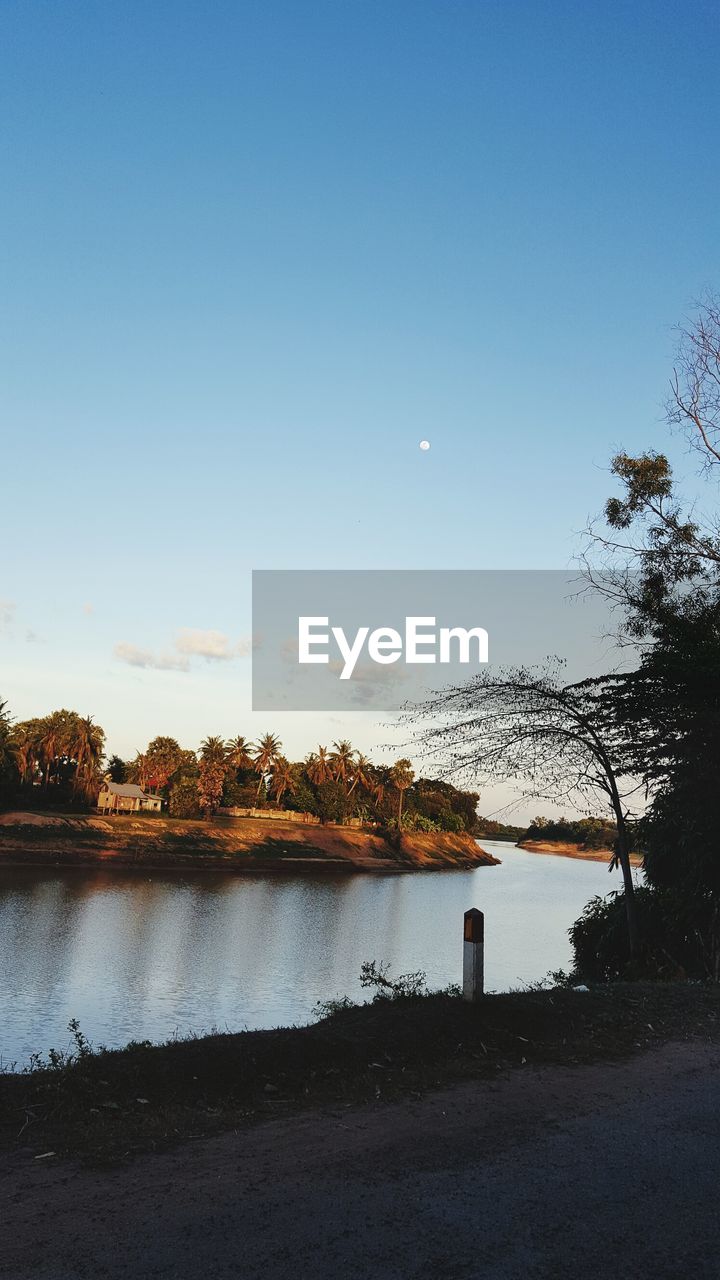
[1,0,719,769]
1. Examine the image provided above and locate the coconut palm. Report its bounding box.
[71,715,105,801]
[389,758,415,829]
[226,735,253,773]
[127,751,149,789]
[12,719,41,786]
[252,732,281,804]
[305,746,332,786]
[330,740,355,790]
[270,756,296,808]
[0,699,14,789]
[369,764,391,810]
[348,752,372,796]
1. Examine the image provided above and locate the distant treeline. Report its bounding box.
[523,815,619,850]
[474,817,526,842]
[0,708,483,835]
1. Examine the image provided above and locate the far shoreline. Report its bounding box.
[515,839,643,867]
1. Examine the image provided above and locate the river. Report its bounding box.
[0,842,634,1066]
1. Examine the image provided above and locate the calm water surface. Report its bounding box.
[0,843,634,1065]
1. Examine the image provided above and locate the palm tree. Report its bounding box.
[270,756,296,808]
[12,720,40,787]
[306,746,332,786]
[348,752,372,796]
[0,699,14,790]
[390,759,415,829]
[128,751,149,789]
[330,740,355,791]
[369,764,391,810]
[71,715,105,801]
[226,735,253,774]
[252,733,281,804]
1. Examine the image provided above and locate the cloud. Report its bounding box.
[114,642,189,673]
[175,629,251,661]
[0,600,15,631]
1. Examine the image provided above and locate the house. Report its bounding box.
[97,782,163,814]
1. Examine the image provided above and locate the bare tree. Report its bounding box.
[407,664,640,955]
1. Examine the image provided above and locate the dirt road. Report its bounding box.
[2,1040,718,1279]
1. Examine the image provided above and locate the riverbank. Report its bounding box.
[518,839,643,867]
[0,811,499,873]
[0,983,717,1164]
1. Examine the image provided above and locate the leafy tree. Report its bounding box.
[142,737,185,794]
[563,298,720,976]
[197,736,227,817]
[315,779,350,824]
[585,294,720,635]
[595,599,720,894]
[172,748,200,781]
[407,777,480,833]
[582,297,720,909]
[106,754,128,783]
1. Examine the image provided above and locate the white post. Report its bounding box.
[463,908,484,1001]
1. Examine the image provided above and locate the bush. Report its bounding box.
[314,780,350,824]
[571,887,720,982]
[169,777,201,819]
[403,813,441,833]
[221,780,258,809]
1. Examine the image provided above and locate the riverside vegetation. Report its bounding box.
[0,719,501,869]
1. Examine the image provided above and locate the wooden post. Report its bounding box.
[463,908,484,1002]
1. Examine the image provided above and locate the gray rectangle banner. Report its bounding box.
[252,570,622,712]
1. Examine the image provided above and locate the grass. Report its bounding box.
[2,982,719,1165]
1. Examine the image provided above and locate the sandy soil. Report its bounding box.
[2,1039,718,1279]
[0,811,499,872]
[518,839,643,866]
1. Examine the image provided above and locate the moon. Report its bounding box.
[419,439,431,451]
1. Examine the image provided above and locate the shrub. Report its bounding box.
[403,813,441,833]
[571,887,720,982]
[169,777,201,819]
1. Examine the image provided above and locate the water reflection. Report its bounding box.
[0,845,631,1065]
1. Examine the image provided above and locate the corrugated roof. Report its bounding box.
[104,783,151,798]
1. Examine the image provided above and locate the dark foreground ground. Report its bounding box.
[2,1038,719,1279]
